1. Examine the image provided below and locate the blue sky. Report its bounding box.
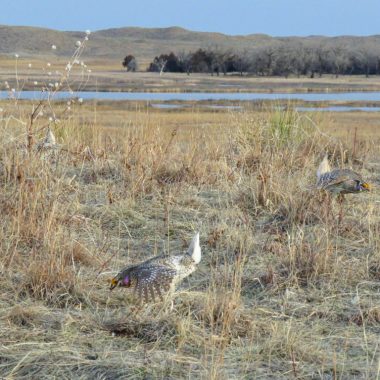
[1,0,379,36]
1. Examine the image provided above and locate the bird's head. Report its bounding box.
[109,274,131,290]
[357,181,370,192]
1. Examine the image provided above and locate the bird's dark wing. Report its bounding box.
[317,169,359,188]
[128,264,177,303]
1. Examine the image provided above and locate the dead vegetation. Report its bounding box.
[0,101,379,379]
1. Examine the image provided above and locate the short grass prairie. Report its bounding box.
[0,101,380,379]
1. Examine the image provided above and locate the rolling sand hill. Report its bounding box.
[1,24,380,63]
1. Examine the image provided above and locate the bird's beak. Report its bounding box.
[109,278,118,290]
[362,182,371,191]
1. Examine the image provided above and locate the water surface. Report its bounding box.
[296,106,380,112]
[3,90,380,102]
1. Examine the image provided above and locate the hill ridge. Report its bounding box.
[0,24,379,61]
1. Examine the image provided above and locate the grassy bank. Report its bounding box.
[0,102,379,378]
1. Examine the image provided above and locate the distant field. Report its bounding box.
[2,57,380,93]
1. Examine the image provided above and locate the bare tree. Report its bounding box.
[328,45,349,77]
[147,55,168,74]
[177,51,192,74]
[146,36,380,78]
[122,55,137,72]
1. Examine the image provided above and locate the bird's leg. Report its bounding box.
[328,193,334,222]
[320,191,332,223]
[325,192,331,221]
[337,193,345,225]
[154,296,174,317]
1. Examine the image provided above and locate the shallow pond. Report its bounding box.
[3,90,380,102]
[3,91,380,112]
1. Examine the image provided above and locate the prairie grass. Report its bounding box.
[0,101,379,379]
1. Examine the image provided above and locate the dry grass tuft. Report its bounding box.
[0,101,379,378]
[101,316,178,342]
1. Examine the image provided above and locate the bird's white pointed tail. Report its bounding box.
[317,154,331,179]
[188,232,201,264]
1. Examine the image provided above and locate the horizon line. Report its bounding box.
[1,23,379,39]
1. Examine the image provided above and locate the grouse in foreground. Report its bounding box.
[110,233,201,303]
[316,155,370,195]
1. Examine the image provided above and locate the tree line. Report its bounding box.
[123,40,380,77]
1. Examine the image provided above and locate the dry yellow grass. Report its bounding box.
[0,100,380,379]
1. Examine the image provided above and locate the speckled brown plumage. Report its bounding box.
[316,156,370,195]
[110,233,201,303]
